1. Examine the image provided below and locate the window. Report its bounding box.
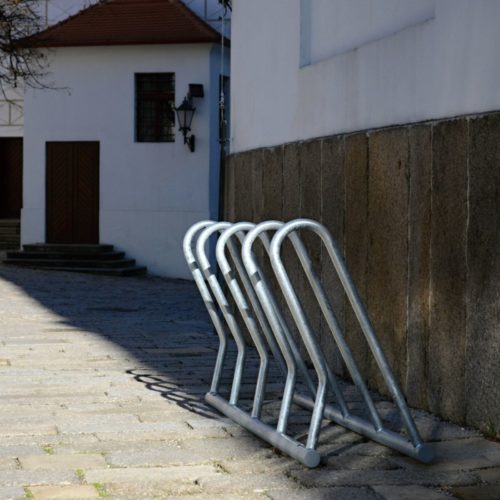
[135,73,175,142]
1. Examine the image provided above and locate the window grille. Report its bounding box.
[135,73,175,142]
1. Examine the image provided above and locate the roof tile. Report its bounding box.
[25,0,223,47]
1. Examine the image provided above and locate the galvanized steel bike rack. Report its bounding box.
[183,219,433,468]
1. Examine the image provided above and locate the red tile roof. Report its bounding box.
[25,0,225,48]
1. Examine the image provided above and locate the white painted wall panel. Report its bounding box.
[231,0,500,152]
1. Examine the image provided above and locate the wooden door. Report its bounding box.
[46,142,99,244]
[0,138,23,219]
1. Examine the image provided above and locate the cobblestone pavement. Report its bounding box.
[0,266,499,500]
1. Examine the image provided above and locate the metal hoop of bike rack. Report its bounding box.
[183,219,433,468]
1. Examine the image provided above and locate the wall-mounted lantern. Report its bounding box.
[175,84,204,153]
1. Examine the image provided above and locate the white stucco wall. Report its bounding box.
[23,44,226,278]
[231,0,500,152]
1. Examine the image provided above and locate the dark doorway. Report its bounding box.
[0,138,23,219]
[46,141,99,244]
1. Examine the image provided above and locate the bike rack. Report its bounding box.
[183,219,433,468]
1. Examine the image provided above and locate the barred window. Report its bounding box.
[135,73,175,142]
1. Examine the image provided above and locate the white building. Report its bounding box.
[18,0,229,278]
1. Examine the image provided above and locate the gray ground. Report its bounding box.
[0,266,499,499]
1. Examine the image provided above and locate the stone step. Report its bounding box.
[0,243,20,250]
[3,258,137,269]
[6,250,126,261]
[0,219,20,250]
[0,227,20,234]
[15,265,148,276]
[23,244,115,254]
[0,219,20,227]
[4,243,147,276]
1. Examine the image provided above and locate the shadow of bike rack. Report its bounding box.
[183,219,433,468]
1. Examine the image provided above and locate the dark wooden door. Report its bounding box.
[46,142,99,244]
[0,138,23,219]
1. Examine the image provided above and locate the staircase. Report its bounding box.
[3,244,147,276]
[0,219,21,251]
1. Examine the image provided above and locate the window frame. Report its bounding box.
[135,73,176,143]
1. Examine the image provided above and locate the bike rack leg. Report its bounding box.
[216,222,271,418]
[195,222,247,406]
[270,219,433,463]
[182,221,227,394]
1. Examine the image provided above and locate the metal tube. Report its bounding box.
[242,222,317,395]
[275,219,427,453]
[182,221,227,394]
[242,222,314,433]
[232,231,287,374]
[206,393,321,468]
[267,235,337,449]
[196,222,247,405]
[293,394,433,463]
[216,222,270,418]
[286,230,382,430]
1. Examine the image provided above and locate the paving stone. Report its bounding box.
[185,417,238,431]
[0,458,18,471]
[198,472,292,494]
[0,445,45,458]
[28,484,100,499]
[268,487,379,500]
[85,464,218,484]
[107,436,267,467]
[168,495,261,500]
[412,413,480,442]
[449,484,500,500]
[0,485,25,500]
[321,455,399,470]
[0,424,58,437]
[339,441,400,458]
[290,468,478,488]
[477,467,500,483]
[0,433,99,448]
[93,427,224,443]
[19,453,107,470]
[372,484,452,499]
[219,455,295,475]
[424,438,500,468]
[103,482,203,499]
[0,469,77,486]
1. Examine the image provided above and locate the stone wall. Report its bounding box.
[223,112,500,432]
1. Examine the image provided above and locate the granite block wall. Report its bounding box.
[223,112,500,432]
